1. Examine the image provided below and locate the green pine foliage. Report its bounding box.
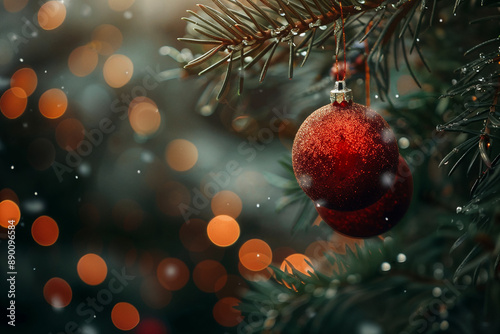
[179,0,500,333]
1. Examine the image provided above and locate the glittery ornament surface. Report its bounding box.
[316,156,413,238]
[292,102,399,211]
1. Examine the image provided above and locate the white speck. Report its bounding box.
[22,123,28,128]
[397,253,407,263]
[256,204,260,208]
[374,94,379,99]
[416,38,420,42]
[34,192,38,196]
[61,86,64,89]
[33,268,36,270]
[75,175,79,179]
[395,94,400,98]
[19,58,23,62]
[124,11,133,19]
[439,19,443,23]
[44,70,48,73]
[267,197,271,200]
[432,287,442,297]
[10,165,14,170]
[381,262,391,271]
[385,217,389,221]
[137,170,141,174]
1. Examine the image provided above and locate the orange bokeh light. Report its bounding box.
[111,302,140,331]
[207,215,240,247]
[68,46,99,77]
[280,254,315,290]
[91,24,123,56]
[43,277,72,308]
[108,0,135,11]
[239,239,272,271]
[280,254,315,276]
[211,190,242,218]
[129,101,161,136]
[166,139,198,172]
[179,219,211,252]
[39,88,67,119]
[213,297,243,327]
[156,258,189,291]
[128,96,157,112]
[11,68,37,96]
[0,87,27,119]
[38,1,66,30]
[3,0,28,12]
[193,260,227,293]
[55,118,85,151]
[103,54,133,88]
[0,200,21,228]
[77,253,108,285]
[31,215,59,246]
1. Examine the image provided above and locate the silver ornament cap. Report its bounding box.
[330,80,352,104]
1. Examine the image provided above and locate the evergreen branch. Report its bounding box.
[179,0,442,103]
[180,0,434,99]
[438,41,500,181]
[239,234,455,333]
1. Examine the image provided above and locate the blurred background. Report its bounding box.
[0,0,494,333]
[0,1,336,332]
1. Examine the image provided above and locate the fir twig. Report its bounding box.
[180,0,432,99]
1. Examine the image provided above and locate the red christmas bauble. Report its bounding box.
[316,156,413,238]
[292,102,399,211]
